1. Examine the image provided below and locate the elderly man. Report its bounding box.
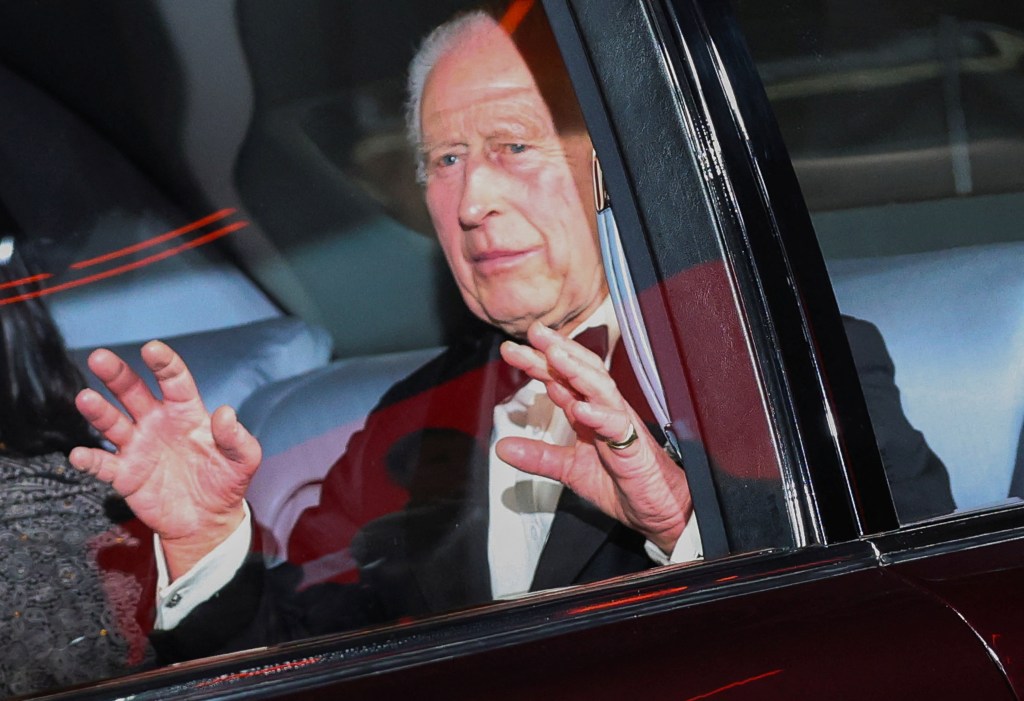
[70,3,952,660]
[70,6,702,658]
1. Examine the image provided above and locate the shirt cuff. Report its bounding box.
[644,511,703,565]
[154,502,253,630]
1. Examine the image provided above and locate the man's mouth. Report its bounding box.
[471,247,541,273]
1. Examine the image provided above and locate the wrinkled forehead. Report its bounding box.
[421,12,584,137]
[420,87,556,147]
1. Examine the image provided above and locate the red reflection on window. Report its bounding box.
[759,559,836,577]
[0,220,248,306]
[71,208,237,270]
[194,656,324,690]
[500,0,534,33]
[685,669,783,701]
[567,585,690,615]
[0,272,52,290]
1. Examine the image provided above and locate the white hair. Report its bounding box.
[406,10,497,184]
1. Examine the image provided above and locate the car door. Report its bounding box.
[22,0,1024,698]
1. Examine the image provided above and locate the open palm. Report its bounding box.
[70,341,261,578]
[496,322,692,553]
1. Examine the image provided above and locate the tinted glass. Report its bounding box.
[737,0,1024,521]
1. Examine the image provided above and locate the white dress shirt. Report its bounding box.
[486,302,617,598]
[155,298,702,628]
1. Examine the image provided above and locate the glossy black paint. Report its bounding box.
[277,570,1012,700]
[37,511,1024,700]
[41,536,1019,700]
[877,505,1024,698]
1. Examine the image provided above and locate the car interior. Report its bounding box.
[737,2,1024,511]
[0,0,481,550]
[0,0,1022,696]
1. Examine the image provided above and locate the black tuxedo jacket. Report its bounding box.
[151,316,953,662]
[153,324,655,661]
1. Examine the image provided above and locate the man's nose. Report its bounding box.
[458,157,503,229]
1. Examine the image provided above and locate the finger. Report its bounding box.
[75,389,136,448]
[86,348,159,419]
[545,378,585,411]
[544,343,622,407]
[211,405,263,471]
[575,402,640,450]
[495,436,573,483]
[500,341,554,382]
[527,323,606,374]
[69,446,122,485]
[140,341,204,406]
[527,324,619,404]
[546,376,636,448]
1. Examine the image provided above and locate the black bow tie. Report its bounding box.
[496,325,609,404]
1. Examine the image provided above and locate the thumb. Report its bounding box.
[211,405,263,470]
[496,436,569,483]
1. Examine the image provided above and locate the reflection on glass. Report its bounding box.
[18,1,731,677]
[738,0,1024,520]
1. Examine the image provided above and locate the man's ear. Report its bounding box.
[560,130,599,233]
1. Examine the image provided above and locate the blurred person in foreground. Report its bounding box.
[0,236,152,697]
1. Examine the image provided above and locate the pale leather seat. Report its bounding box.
[828,241,1024,511]
[241,346,443,554]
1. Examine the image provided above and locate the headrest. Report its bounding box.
[72,316,332,414]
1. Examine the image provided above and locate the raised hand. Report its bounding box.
[70,341,262,580]
[496,322,692,554]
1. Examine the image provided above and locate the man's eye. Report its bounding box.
[436,153,459,168]
[506,143,529,154]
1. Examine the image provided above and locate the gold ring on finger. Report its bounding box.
[605,424,639,450]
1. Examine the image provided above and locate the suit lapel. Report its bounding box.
[532,341,655,590]
[530,488,618,590]
[400,332,655,607]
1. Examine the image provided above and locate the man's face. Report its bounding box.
[420,20,606,338]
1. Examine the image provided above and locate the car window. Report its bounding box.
[736,0,1024,522]
[0,1,802,696]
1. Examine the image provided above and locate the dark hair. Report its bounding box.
[0,238,99,455]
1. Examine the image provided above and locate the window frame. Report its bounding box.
[547,0,901,545]
[643,0,902,537]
